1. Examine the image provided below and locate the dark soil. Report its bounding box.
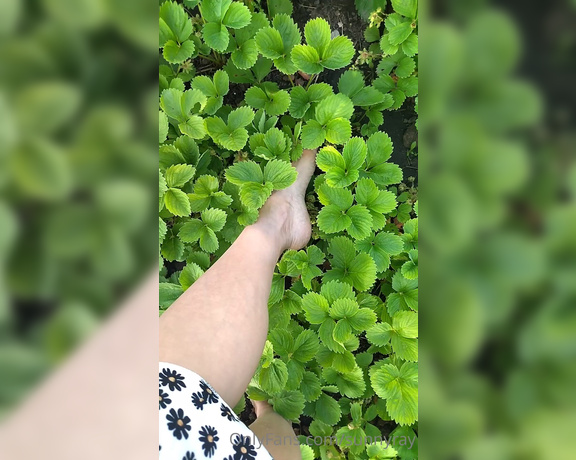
[292,0,367,51]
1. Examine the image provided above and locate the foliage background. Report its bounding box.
[0,0,574,459]
[0,0,158,419]
[420,0,576,458]
[158,0,419,458]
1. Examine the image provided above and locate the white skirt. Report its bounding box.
[159,362,273,460]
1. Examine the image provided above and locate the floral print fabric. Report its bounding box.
[159,362,273,460]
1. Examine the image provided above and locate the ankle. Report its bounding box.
[250,200,292,253]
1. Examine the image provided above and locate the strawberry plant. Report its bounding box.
[355,0,419,135]
[159,1,418,458]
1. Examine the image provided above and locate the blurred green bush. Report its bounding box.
[421,1,576,459]
[0,0,157,417]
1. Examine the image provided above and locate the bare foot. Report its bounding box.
[253,149,317,251]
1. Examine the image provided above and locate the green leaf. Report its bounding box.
[269,330,294,357]
[398,75,418,97]
[388,21,413,46]
[293,330,319,363]
[325,237,377,291]
[315,93,354,125]
[162,232,184,261]
[201,208,227,232]
[354,0,387,21]
[374,74,396,93]
[302,292,330,324]
[245,84,291,116]
[228,106,255,130]
[260,359,288,394]
[159,282,184,308]
[346,205,373,240]
[226,161,263,185]
[268,0,293,17]
[370,362,418,426]
[160,1,193,44]
[159,112,168,144]
[271,390,305,420]
[402,32,418,57]
[380,33,399,55]
[333,319,352,343]
[179,262,204,290]
[163,40,196,64]
[364,25,381,43]
[301,120,326,149]
[192,76,217,98]
[320,280,355,304]
[357,232,403,272]
[349,307,377,331]
[239,182,273,208]
[317,183,354,209]
[396,56,415,78]
[301,371,322,402]
[260,340,275,368]
[255,27,284,59]
[213,70,230,96]
[315,393,342,426]
[201,0,233,23]
[286,360,305,390]
[352,86,387,107]
[325,118,352,145]
[161,88,206,123]
[291,45,323,75]
[179,116,206,139]
[220,128,249,151]
[392,0,418,18]
[273,13,301,51]
[222,1,251,29]
[316,138,365,187]
[355,178,397,229]
[165,164,196,188]
[394,310,418,338]
[402,260,418,280]
[317,204,351,234]
[305,18,331,56]
[338,70,365,98]
[164,188,191,216]
[366,322,393,347]
[321,35,355,69]
[343,137,367,171]
[231,39,259,69]
[202,22,230,52]
[263,159,297,189]
[324,366,366,399]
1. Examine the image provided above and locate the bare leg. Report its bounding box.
[159,150,317,407]
[249,400,302,460]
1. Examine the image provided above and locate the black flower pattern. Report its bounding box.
[159,389,171,409]
[166,408,191,440]
[191,391,207,410]
[198,425,219,457]
[182,452,195,460]
[220,403,237,421]
[160,368,186,391]
[199,380,219,404]
[232,434,257,460]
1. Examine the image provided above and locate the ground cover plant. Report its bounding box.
[159,0,418,458]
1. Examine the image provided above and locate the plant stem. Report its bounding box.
[288,74,295,87]
[305,74,316,89]
[198,54,219,64]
